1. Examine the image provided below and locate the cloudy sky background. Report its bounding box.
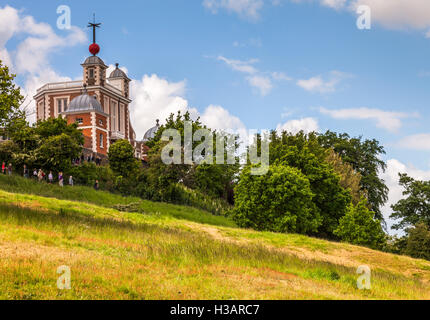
[2,0,430,234]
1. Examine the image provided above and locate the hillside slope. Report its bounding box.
[0,177,429,300]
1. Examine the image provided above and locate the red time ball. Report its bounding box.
[89,43,100,56]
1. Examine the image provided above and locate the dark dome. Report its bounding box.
[82,56,106,66]
[109,63,127,78]
[67,93,103,113]
[143,120,160,142]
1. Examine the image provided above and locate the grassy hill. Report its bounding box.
[0,175,429,300]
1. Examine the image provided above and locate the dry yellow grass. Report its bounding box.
[0,189,429,300]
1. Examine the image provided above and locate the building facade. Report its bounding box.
[33,54,149,161]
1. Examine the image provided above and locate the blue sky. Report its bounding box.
[1,0,430,232]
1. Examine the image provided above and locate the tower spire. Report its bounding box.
[87,14,101,56]
[88,14,101,44]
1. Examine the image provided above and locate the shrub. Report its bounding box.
[334,200,386,249]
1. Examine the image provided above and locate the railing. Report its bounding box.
[105,83,123,96]
[36,81,125,98]
[111,131,125,140]
[36,81,83,93]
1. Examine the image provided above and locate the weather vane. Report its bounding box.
[88,13,101,56]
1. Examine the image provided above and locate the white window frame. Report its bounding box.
[111,101,117,132]
[54,96,69,117]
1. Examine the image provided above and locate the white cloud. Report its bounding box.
[217,56,258,74]
[201,104,246,132]
[271,71,292,81]
[205,0,430,32]
[233,38,263,47]
[203,0,264,20]
[398,133,430,151]
[246,75,273,96]
[129,73,252,145]
[292,0,430,35]
[321,0,347,10]
[319,107,415,132]
[129,74,194,139]
[380,159,430,233]
[216,55,291,96]
[297,71,351,93]
[277,117,319,134]
[0,5,86,123]
[350,0,430,31]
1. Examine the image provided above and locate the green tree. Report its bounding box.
[391,174,430,230]
[318,131,388,222]
[6,117,83,172]
[268,131,351,238]
[325,148,364,205]
[232,164,321,234]
[147,111,239,202]
[403,223,430,261]
[334,200,386,249]
[35,133,82,172]
[0,60,24,131]
[108,139,140,178]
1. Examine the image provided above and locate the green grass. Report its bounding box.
[0,174,429,300]
[0,174,236,228]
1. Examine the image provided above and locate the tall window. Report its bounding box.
[104,96,109,114]
[56,98,68,115]
[111,101,117,131]
[99,134,104,148]
[37,101,44,120]
[118,104,121,132]
[120,104,125,134]
[89,68,94,79]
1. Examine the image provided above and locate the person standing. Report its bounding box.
[48,171,54,184]
[23,165,29,178]
[7,163,12,176]
[38,169,43,182]
[69,175,74,187]
[94,180,99,191]
[1,162,5,175]
[58,172,64,187]
[33,169,38,179]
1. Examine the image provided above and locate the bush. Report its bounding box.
[334,200,386,249]
[67,163,115,191]
[231,165,321,234]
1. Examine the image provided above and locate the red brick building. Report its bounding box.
[33,22,149,161]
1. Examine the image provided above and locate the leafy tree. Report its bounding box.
[6,117,83,172]
[325,148,364,205]
[35,133,82,172]
[0,60,24,131]
[334,200,386,249]
[318,131,388,222]
[269,131,351,238]
[391,174,430,230]
[108,139,140,178]
[232,164,321,234]
[147,111,239,202]
[403,223,430,261]
[35,116,83,143]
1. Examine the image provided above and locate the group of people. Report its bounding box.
[29,167,73,187]
[1,162,13,175]
[2,162,100,190]
[73,154,102,166]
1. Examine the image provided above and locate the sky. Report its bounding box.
[1,0,430,234]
